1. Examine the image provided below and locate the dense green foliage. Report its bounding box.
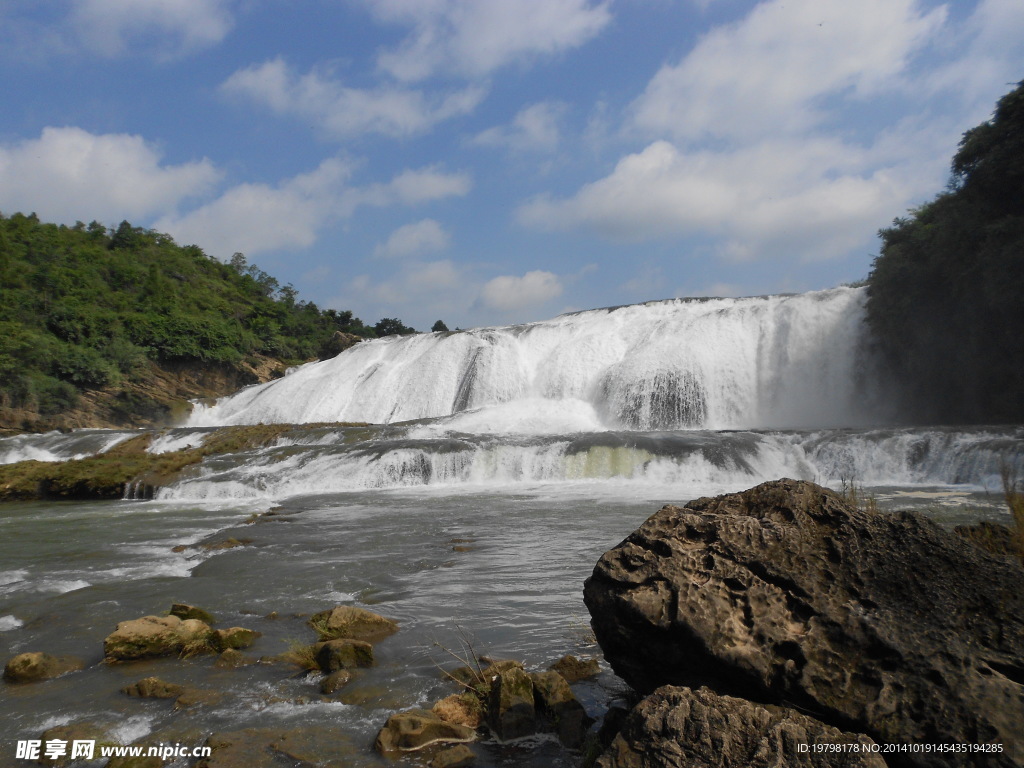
[866,81,1024,423]
[0,214,391,415]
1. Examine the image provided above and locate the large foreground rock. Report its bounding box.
[584,479,1024,766]
[596,685,885,768]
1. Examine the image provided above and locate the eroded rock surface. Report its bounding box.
[596,685,885,768]
[584,479,1024,766]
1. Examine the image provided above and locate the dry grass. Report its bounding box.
[279,640,319,671]
[999,462,1024,563]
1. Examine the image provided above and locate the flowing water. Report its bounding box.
[2,287,1023,766]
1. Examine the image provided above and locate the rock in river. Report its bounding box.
[584,479,1024,766]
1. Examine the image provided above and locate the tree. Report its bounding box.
[866,80,1024,423]
[431,319,449,333]
[374,317,416,336]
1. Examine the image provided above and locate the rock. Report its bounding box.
[104,615,214,661]
[122,677,183,699]
[320,331,362,358]
[169,603,214,624]
[486,666,535,742]
[201,537,251,551]
[121,676,222,708]
[433,693,484,729]
[214,649,253,669]
[195,729,282,768]
[314,638,374,672]
[595,685,885,768]
[584,479,1024,767]
[309,605,398,642]
[212,627,261,651]
[3,652,84,683]
[430,744,476,768]
[549,654,600,682]
[268,728,358,765]
[320,669,353,694]
[530,670,593,748]
[955,520,1020,559]
[374,709,475,754]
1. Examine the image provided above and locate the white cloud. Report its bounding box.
[518,136,934,262]
[370,0,612,81]
[155,159,352,257]
[71,0,233,58]
[354,167,472,208]
[374,219,451,259]
[479,270,563,311]
[154,161,469,258]
[0,126,220,224]
[222,58,486,139]
[474,101,567,152]
[630,0,946,142]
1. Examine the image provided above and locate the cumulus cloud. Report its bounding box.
[71,0,233,58]
[222,58,486,139]
[630,0,946,142]
[478,270,563,311]
[0,126,220,224]
[354,166,473,208]
[369,0,612,81]
[474,101,567,152]
[155,158,352,257]
[374,219,451,259]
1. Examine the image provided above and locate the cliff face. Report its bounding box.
[0,354,286,432]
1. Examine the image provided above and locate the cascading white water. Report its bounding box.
[189,287,884,431]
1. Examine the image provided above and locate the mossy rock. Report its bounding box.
[104,615,214,661]
[309,605,398,642]
[3,651,84,683]
[375,709,475,754]
[314,639,374,672]
[170,603,215,624]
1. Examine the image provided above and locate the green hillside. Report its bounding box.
[866,80,1024,423]
[0,214,380,427]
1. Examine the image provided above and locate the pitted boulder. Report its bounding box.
[584,479,1024,767]
[595,685,885,768]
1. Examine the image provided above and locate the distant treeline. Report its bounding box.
[0,215,416,416]
[866,80,1024,424]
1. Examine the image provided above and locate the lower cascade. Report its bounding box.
[188,287,884,431]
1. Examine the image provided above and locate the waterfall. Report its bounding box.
[189,287,885,431]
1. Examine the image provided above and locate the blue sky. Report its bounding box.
[1,0,1021,331]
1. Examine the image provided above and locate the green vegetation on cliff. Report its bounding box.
[866,81,1024,423]
[0,215,389,423]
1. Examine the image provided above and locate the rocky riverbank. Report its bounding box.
[583,479,1024,767]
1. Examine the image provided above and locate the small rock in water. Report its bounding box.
[375,709,476,754]
[548,654,599,682]
[486,667,535,742]
[212,627,261,651]
[3,651,84,683]
[309,605,398,642]
[104,615,214,661]
[315,638,374,671]
[530,669,594,748]
[169,603,215,624]
[433,693,484,729]
[320,669,353,694]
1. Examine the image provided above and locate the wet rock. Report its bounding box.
[122,676,184,699]
[375,709,476,754]
[121,676,222,708]
[309,605,398,642]
[549,654,599,682]
[212,627,261,651]
[433,692,484,729]
[320,669,353,694]
[201,537,252,551]
[104,615,214,661]
[314,638,374,671]
[3,651,84,683]
[530,669,593,748]
[169,603,214,624]
[595,685,885,768]
[430,744,476,768]
[486,666,535,741]
[195,729,280,768]
[269,728,358,764]
[584,478,1024,767]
